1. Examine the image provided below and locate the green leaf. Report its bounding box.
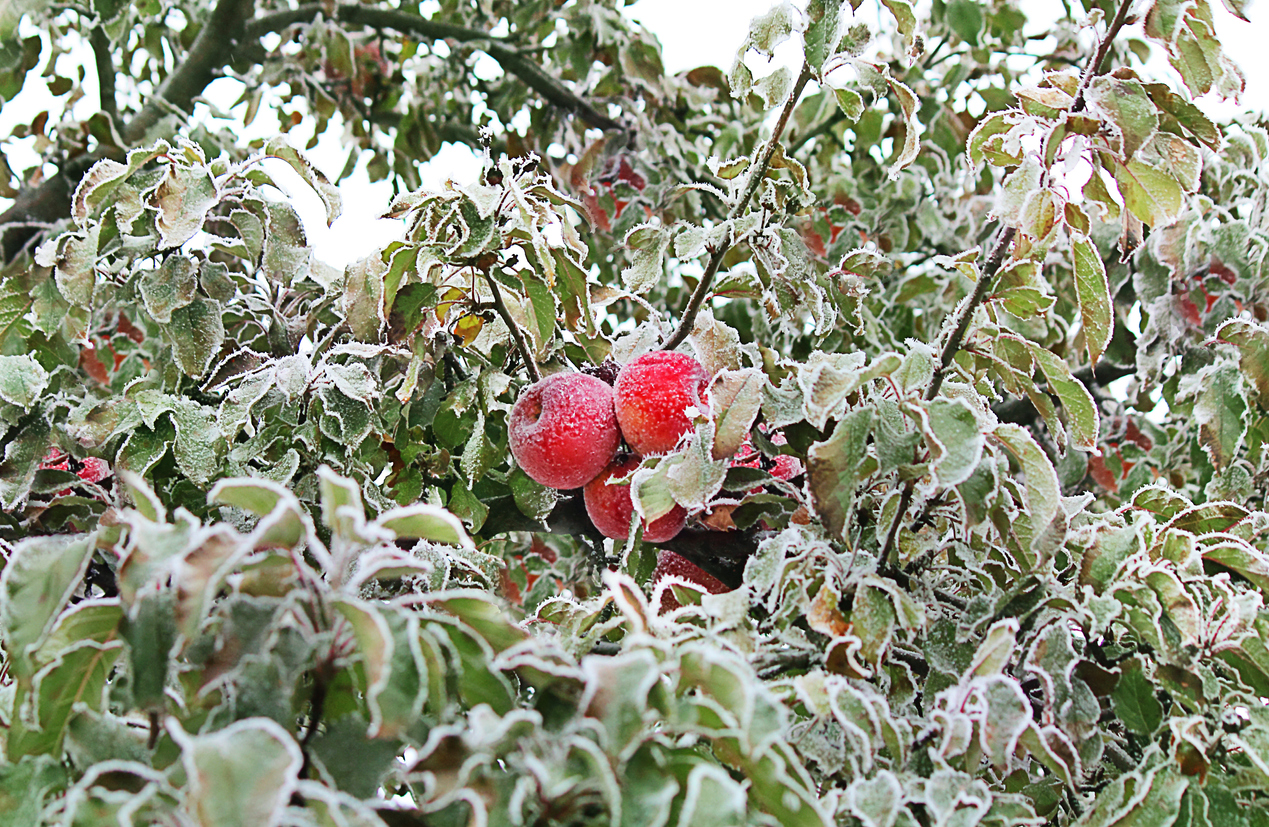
[263,138,342,226]
[1071,233,1113,366]
[1029,345,1099,453]
[1110,155,1185,228]
[1214,318,1269,408]
[1085,76,1159,160]
[509,467,557,523]
[0,354,49,408]
[922,397,984,487]
[0,756,68,824]
[807,406,874,540]
[140,255,198,324]
[709,368,765,460]
[1192,362,1246,471]
[992,424,1061,548]
[805,0,847,70]
[166,297,226,379]
[622,224,671,294]
[154,162,218,250]
[0,533,95,680]
[374,503,475,548]
[8,639,123,759]
[120,590,176,712]
[1112,659,1163,735]
[172,718,303,827]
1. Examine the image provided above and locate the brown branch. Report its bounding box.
[1071,0,1136,113]
[927,225,1018,403]
[483,270,540,383]
[244,5,624,132]
[661,62,814,352]
[881,225,1016,568]
[123,0,257,144]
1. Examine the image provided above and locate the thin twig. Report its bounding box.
[927,225,1018,403]
[1071,0,1136,113]
[661,62,815,351]
[482,270,540,383]
[881,225,1016,568]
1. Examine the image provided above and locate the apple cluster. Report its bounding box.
[508,351,710,543]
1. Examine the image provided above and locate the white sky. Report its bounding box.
[0,0,1265,268]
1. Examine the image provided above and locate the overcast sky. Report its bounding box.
[1,0,1264,267]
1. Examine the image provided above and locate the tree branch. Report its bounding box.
[2,0,625,263]
[244,5,625,132]
[927,225,1018,403]
[661,62,814,352]
[123,0,257,145]
[483,270,540,383]
[881,225,1016,568]
[90,29,118,122]
[1071,0,1136,113]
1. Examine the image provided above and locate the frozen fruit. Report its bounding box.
[613,351,710,456]
[509,372,621,489]
[651,550,729,612]
[584,456,686,543]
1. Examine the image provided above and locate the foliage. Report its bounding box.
[0,0,1267,823]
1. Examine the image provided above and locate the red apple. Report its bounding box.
[733,431,803,485]
[651,550,729,612]
[613,352,710,456]
[509,372,620,489]
[584,455,686,542]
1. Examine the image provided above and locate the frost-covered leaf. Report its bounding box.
[0,533,95,680]
[140,255,198,324]
[0,355,48,408]
[375,503,474,548]
[1190,362,1246,471]
[808,406,874,540]
[622,223,671,294]
[921,396,984,487]
[154,163,218,249]
[173,718,302,827]
[263,138,342,226]
[167,297,226,378]
[1072,233,1113,366]
[710,368,765,460]
[1214,318,1269,408]
[1029,345,1099,453]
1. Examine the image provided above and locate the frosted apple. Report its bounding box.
[508,372,620,489]
[613,351,710,456]
[584,455,686,542]
[651,550,730,612]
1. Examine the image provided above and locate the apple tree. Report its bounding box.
[0,0,1267,823]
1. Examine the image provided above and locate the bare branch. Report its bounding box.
[881,224,1016,568]
[3,0,624,263]
[661,62,814,352]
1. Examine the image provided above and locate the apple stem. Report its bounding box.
[662,61,815,352]
[484,270,541,383]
